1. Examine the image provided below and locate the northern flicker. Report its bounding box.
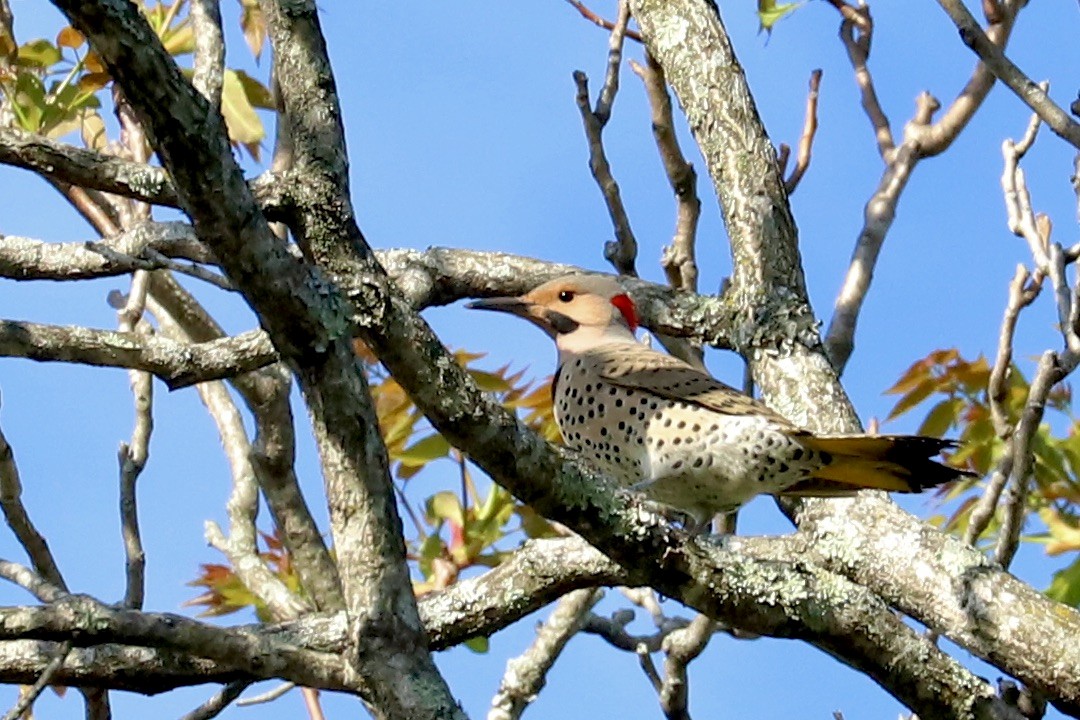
[469,274,969,524]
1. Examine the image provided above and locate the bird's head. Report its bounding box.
[467,274,639,357]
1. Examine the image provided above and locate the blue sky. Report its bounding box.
[1,1,1078,718]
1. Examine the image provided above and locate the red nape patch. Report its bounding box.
[610,293,639,332]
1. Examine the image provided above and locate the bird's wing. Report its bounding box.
[589,344,801,430]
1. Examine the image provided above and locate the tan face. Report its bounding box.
[468,274,638,339]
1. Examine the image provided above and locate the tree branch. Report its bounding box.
[935,0,1080,149]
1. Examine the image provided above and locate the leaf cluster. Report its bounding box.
[0,1,272,157]
[887,348,1080,604]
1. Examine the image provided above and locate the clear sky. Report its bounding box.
[1,1,1078,718]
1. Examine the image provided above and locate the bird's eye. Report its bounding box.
[557,290,575,303]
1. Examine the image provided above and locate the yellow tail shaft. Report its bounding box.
[784,434,971,496]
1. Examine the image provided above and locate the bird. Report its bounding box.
[468,273,971,526]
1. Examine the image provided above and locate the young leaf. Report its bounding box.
[219,68,265,147]
[757,0,802,34]
[463,636,490,654]
[56,27,84,49]
[1046,556,1080,607]
[16,38,61,67]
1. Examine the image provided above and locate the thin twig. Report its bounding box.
[824,0,1027,371]
[178,681,250,720]
[996,351,1071,567]
[115,272,153,610]
[628,50,703,368]
[964,268,1038,548]
[637,648,663,693]
[1,641,73,720]
[0,559,65,602]
[573,0,638,277]
[0,400,67,590]
[236,682,295,707]
[488,588,603,720]
[822,0,871,32]
[564,0,643,42]
[301,688,326,720]
[658,614,715,720]
[935,0,1080,148]
[148,297,310,620]
[836,6,893,157]
[784,69,822,194]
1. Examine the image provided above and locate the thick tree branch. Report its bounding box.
[0,320,275,389]
[0,596,351,690]
[0,128,286,215]
[0,236,741,350]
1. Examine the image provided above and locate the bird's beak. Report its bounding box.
[466,296,535,318]
[467,296,558,335]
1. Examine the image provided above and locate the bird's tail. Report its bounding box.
[781,434,973,497]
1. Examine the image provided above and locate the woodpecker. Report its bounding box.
[469,274,968,524]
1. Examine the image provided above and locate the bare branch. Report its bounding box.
[147,276,341,613]
[658,614,715,720]
[935,0,1080,148]
[0,405,67,592]
[0,560,65,603]
[0,222,219,281]
[564,0,643,42]
[488,588,603,720]
[116,276,153,610]
[0,128,285,214]
[0,595,351,691]
[784,69,822,194]
[824,0,1026,371]
[836,7,894,156]
[189,0,224,110]
[0,320,276,389]
[150,310,310,619]
[0,641,72,720]
[178,681,250,720]
[994,349,1070,567]
[628,51,703,367]
[964,267,1038,546]
[573,2,638,277]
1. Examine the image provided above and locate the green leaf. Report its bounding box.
[1046,555,1080,607]
[17,38,61,67]
[397,433,451,468]
[757,0,802,34]
[463,636,490,654]
[234,69,274,109]
[918,398,963,437]
[516,505,557,539]
[12,71,46,131]
[425,491,465,528]
[469,368,513,393]
[219,68,265,146]
[1033,427,1071,489]
[418,534,445,580]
